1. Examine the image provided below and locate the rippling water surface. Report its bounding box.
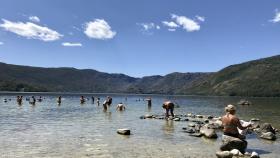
[0,93,279,158]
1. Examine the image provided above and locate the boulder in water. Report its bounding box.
[259,123,276,134]
[188,123,196,127]
[260,132,276,140]
[251,151,260,158]
[117,129,131,135]
[200,124,218,139]
[220,135,247,154]
[144,114,153,119]
[182,127,195,134]
[250,118,260,122]
[173,118,181,121]
[216,151,233,158]
[189,132,203,137]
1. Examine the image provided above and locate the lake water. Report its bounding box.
[0,93,279,158]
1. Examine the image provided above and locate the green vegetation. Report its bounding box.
[1,55,280,97]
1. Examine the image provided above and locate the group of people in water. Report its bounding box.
[10,95,252,142]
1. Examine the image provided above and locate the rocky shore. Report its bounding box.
[140,113,279,158]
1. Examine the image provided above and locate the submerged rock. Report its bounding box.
[173,117,181,121]
[117,129,131,135]
[220,135,247,154]
[189,132,203,137]
[216,151,233,158]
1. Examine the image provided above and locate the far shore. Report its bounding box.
[1,91,280,98]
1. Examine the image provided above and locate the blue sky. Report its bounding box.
[0,0,280,77]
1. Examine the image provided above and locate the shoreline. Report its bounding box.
[1,91,280,98]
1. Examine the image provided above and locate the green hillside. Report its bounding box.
[1,55,280,97]
[186,55,280,97]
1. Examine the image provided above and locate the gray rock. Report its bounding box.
[117,129,131,135]
[200,124,218,139]
[216,151,233,158]
[259,123,276,134]
[250,118,260,122]
[260,132,276,140]
[220,135,247,154]
[204,119,210,123]
[144,114,153,119]
[183,128,196,134]
[230,149,243,156]
[251,151,260,158]
[173,118,181,121]
[196,115,203,118]
[188,123,196,127]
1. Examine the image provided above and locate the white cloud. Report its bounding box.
[138,23,160,34]
[29,16,40,23]
[139,23,156,31]
[171,14,201,32]
[62,42,82,47]
[0,19,63,41]
[168,28,176,32]
[270,10,280,23]
[162,21,179,28]
[84,19,116,40]
[0,41,3,45]
[195,15,205,22]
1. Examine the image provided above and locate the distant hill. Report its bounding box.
[0,55,280,97]
[185,55,280,97]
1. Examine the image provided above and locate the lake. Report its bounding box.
[0,93,279,158]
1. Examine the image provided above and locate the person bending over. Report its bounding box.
[116,103,126,111]
[162,101,175,118]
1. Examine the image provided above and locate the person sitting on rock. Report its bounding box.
[162,101,175,118]
[221,104,251,139]
[116,103,126,111]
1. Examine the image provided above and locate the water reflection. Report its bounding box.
[162,120,174,134]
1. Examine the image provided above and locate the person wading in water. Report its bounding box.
[162,101,175,118]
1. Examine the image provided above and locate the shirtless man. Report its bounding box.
[80,96,85,104]
[116,103,126,111]
[221,104,251,139]
[107,96,112,106]
[162,101,175,118]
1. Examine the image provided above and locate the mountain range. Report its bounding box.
[1,55,280,97]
